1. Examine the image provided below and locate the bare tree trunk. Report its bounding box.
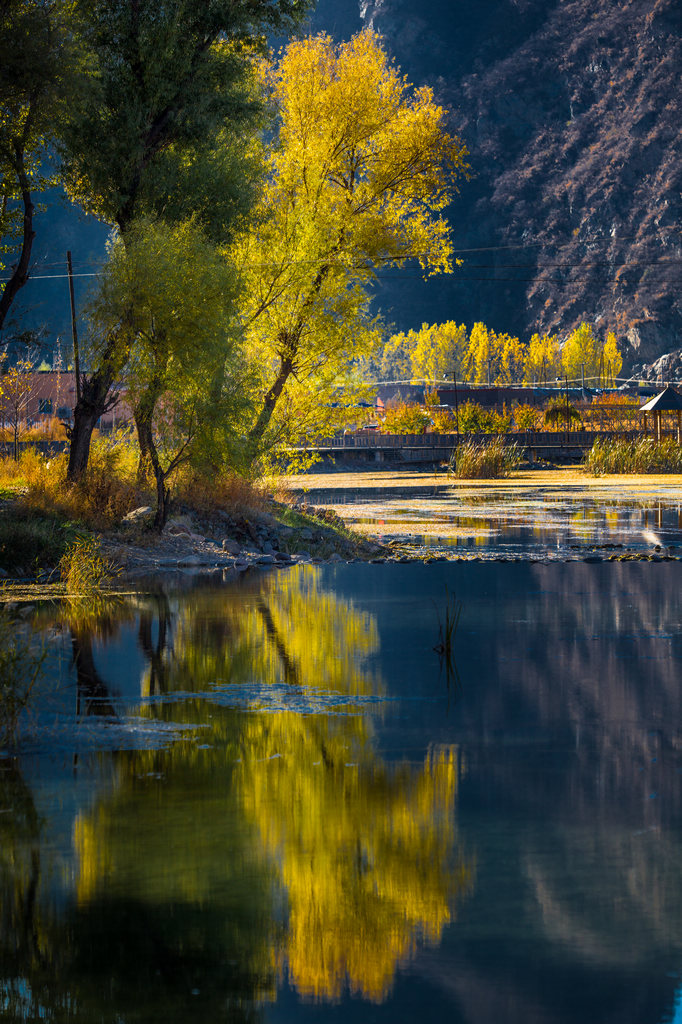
[0,139,35,332]
[248,353,295,448]
[66,336,127,483]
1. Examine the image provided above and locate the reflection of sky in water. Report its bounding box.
[7,563,682,1024]
[670,986,682,1024]
[305,487,682,556]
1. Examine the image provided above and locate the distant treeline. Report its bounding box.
[378,320,622,386]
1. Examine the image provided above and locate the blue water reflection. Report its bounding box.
[303,485,682,557]
[3,561,682,1023]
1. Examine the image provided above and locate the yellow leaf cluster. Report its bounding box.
[381,320,623,387]
[234,30,470,451]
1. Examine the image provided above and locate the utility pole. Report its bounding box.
[452,368,460,442]
[66,251,81,405]
[565,375,570,443]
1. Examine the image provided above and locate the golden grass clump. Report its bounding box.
[58,535,120,593]
[174,469,273,518]
[0,435,144,530]
[450,437,523,479]
[584,437,682,475]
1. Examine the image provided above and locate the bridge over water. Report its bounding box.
[302,429,649,465]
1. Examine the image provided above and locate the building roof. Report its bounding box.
[639,386,682,412]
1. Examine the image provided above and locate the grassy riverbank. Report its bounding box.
[2,449,682,588]
[0,449,381,586]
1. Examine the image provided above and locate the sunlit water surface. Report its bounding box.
[4,559,682,1024]
[302,483,682,558]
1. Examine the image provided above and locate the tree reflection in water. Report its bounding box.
[2,568,471,1019]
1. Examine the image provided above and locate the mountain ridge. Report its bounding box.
[4,0,681,373]
[360,0,682,368]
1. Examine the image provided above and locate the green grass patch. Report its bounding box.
[0,510,81,577]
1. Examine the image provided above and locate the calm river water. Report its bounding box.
[3,556,682,1023]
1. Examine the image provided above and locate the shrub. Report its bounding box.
[430,408,456,432]
[584,437,682,475]
[450,437,523,478]
[0,434,145,530]
[593,392,639,407]
[513,403,540,430]
[457,400,511,434]
[380,402,431,434]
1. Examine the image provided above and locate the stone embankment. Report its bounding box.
[100,501,388,578]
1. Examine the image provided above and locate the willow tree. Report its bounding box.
[90,217,253,528]
[235,30,470,456]
[60,0,312,483]
[0,0,81,331]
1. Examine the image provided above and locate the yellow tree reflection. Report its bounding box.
[66,568,472,1007]
[238,723,472,1002]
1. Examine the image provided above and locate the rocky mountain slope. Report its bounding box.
[360,0,682,369]
[6,0,681,373]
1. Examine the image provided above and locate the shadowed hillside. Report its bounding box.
[362,0,682,368]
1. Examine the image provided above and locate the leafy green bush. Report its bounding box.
[457,401,511,434]
[584,438,682,475]
[450,438,523,478]
[380,402,431,434]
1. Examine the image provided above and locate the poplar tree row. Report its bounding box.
[379,320,623,387]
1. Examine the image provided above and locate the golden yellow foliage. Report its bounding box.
[525,332,561,384]
[69,573,473,1006]
[235,30,470,452]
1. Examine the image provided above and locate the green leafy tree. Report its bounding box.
[61,0,312,483]
[90,217,253,527]
[235,30,470,458]
[0,0,82,331]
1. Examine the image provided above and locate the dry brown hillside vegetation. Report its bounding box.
[363,0,681,368]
